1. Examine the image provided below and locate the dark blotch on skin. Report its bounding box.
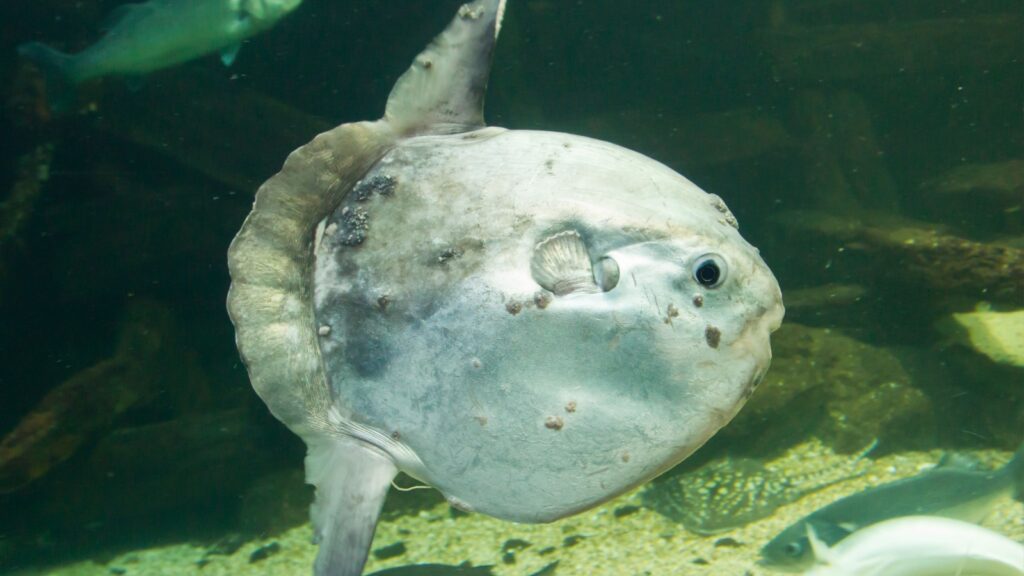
[344,304,392,378]
[506,301,523,315]
[705,325,721,349]
[693,294,704,308]
[437,247,464,264]
[347,333,390,377]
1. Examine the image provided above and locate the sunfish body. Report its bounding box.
[803,516,1024,576]
[762,442,1024,572]
[227,1,783,575]
[18,0,302,108]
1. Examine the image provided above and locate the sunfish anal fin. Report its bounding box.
[384,0,507,136]
[307,437,398,576]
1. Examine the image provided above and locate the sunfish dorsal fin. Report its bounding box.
[384,0,506,135]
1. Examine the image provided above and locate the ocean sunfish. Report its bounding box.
[17,0,303,109]
[227,1,784,574]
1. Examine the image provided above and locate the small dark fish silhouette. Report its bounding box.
[366,563,494,576]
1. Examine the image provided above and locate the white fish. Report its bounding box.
[803,516,1024,576]
[17,0,303,108]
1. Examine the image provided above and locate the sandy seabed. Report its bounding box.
[9,443,1023,576]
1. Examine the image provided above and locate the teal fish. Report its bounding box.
[641,450,871,535]
[17,0,303,109]
[760,442,1024,572]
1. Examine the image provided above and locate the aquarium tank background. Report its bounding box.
[0,1,1021,575]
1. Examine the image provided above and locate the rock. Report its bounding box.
[772,210,1024,306]
[942,306,1024,368]
[923,159,1024,205]
[782,283,869,325]
[238,468,311,538]
[38,409,288,527]
[0,143,54,302]
[0,298,206,493]
[0,408,297,566]
[762,14,1023,82]
[724,323,933,453]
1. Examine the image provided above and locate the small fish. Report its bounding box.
[641,445,872,535]
[17,0,303,110]
[802,516,1024,576]
[366,562,556,576]
[761,442,1024,572]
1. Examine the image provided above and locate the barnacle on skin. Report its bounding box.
[352,174,398,201]
[339,206,369,246]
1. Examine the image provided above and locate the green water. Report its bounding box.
[0,1,1021,575]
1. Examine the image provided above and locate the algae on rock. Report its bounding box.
[723,323,933,453]
[942,306,1024,369]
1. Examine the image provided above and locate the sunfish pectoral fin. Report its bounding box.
[221,43,242,67]
[531,230,601,296]
[384,0,507,135]
[306,436,398,576]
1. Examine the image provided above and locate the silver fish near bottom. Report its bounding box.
[761,442,1024,571]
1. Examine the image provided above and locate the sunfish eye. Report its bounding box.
[783,541,803,557]
[692,254,727,288]
[595,256,619,292]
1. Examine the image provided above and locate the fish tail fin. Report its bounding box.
[17,42,79,113]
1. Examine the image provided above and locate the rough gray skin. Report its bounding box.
[313,127,784,522]
[227,1,783,574]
